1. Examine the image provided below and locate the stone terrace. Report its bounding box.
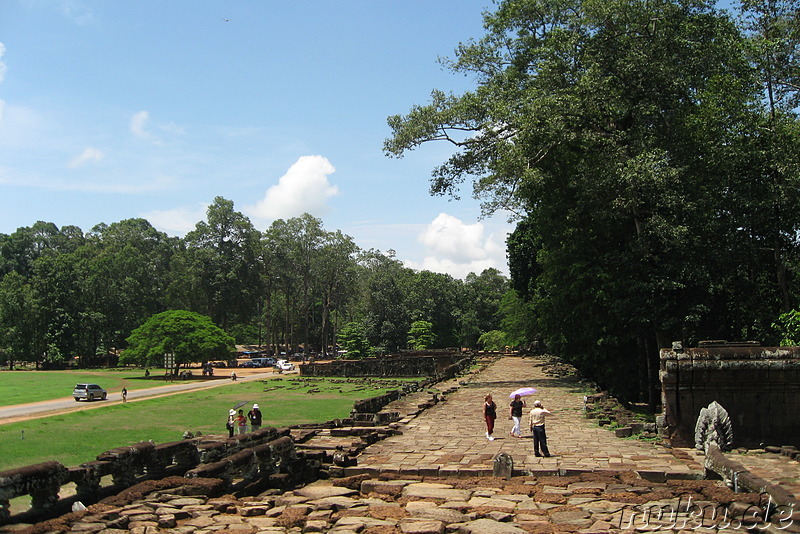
[7,355,800,533]
[348,356,704,479]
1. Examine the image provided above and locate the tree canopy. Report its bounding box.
[385,0,800,402]
[0,209,512,367]
[120,310,235,369]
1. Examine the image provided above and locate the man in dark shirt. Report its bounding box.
[248,403,263,431]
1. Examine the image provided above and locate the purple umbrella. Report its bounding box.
[509,387,537,399]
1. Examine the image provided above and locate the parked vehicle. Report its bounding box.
[274,360,295,371]
[72,383,107,401]
[251,357,276,367]
[239,360,260,368]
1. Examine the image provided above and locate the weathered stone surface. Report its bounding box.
[407,505,470,523]
[295,483,358,500]
[549,509,592,527]
[239,504,269,516]
[493,453,513,478]
[332,515,397,529]
[402,482,471,501]
[303,519,329,532]
[166,497,205,507]
[361,478,417,496]
[486,511,513,522]
[457,518,527,533]
[399,518,446,533]
[406,501,439,511]
[466,496,517,513]
[307,495,360,510]
[70,522,107,532]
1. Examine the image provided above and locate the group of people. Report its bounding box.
[483,393,553,457]
[226,403,263,437]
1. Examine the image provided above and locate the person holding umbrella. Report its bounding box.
[509,394,526,437]
[226,409,236,438]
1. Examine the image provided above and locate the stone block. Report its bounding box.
[614,427,633,438]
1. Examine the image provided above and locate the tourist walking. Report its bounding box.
[121,387,127,403]
[483,394,497,441]
[509,394,525,437]
[236,409,248,435]
[226,409,236,438]
[248,403,262,432]
[528,400,553,457]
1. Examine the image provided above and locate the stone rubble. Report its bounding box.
[15,473,776,534]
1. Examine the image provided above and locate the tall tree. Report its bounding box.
[182,197,262,331]
[358,250,412,353]
[0,272,42,368]
[385,0,783,401]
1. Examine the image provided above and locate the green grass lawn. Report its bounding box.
[0,368,190,406]
[0,376,416,471]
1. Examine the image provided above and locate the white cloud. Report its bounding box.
[0,103,53,148]
[59,0,95,25]
[405,213,510,279]
[129,110,182,144]
[130,110,151,139]
[68,146,104,168]
[142,203,208,236]
[248,155,339,221]
[0,42,7,84]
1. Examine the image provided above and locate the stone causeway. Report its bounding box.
[5,355,800,533]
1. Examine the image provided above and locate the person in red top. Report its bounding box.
[236,409,248,435]
[483,394,497,441]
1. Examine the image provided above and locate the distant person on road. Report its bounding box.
[483,394,497,441]
[529,400,553,457]
[236,409,248,435]
[509,394,526,437]
[248,403,262,432]
[121,387,127,403]
[230,371,237,381]
[226,409,236,438]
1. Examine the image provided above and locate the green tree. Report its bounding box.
[384,0,783,402]
[478,330,509,351]
[498,289,537,349]
[408,320,436,350]
[120,310,234,371]
[337,321,371,359]
[181,197,262,331]
[406,270,461,348]
[315,229,360,353]
[358,250,411,353]
[0,272,42,368]
[773,309,800,345]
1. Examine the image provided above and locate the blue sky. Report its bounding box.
[0,0,515,279]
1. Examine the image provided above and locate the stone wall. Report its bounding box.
[301,352,472,378]
[659,343,800,448]
[0,428,309,524]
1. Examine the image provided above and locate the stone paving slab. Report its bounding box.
[353,356,706,478]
